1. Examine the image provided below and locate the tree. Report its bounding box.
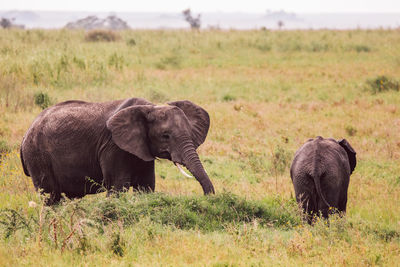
[277,20,284,30]
[182,9,201,30]
[0,18,12,29]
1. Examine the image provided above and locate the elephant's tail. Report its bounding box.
[20,146,30,177]
[311,171,330,209]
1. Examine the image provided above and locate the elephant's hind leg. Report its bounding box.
[337,192,348,216]
[296,191,317,224]
[30,161,61,205]
[32,175,61,205]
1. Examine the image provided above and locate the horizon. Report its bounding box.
[1,0,400,13]
[1,9,399,30]
[1,9,400,14]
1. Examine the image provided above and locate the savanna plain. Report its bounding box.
[0,29,400,266]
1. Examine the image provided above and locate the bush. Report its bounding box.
[34,92,52,109]
[84,30,120,42]
[345,125,357,136]
[353,44,371,52]
[126,38,136,46]
[222,94,236,102]
[366,75,400,94]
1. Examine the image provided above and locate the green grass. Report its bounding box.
[0,28,400,265]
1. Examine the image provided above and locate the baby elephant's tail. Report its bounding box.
[311,170,330,209]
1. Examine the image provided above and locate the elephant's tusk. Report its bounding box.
[174,163,193,178]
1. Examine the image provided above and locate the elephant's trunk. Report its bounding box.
[177,137,215,195]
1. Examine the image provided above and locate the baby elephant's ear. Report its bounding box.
[338,139,357,174]
[168,100,210,148]
[106,105,155,161]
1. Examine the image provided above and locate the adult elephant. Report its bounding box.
[290,136,356,223]
[20,98,215,204]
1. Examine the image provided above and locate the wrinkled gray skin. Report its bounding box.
[290,136,356,224]
[20,98,215,204]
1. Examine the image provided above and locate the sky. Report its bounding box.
[0,0,399,13]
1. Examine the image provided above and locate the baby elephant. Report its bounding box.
[290,136,356,223]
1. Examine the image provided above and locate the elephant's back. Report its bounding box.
[21,100,121,157]
[291,138,349,178]
[25,100,121,135]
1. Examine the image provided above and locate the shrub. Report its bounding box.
[126,38,136,46]
[222,94,236,102]
[34,92,52,109]
[366,75,400,94]
[345,125,357,136]
[84,30,120,42]
[354,44,371,52]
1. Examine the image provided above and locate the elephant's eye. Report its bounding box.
[162,133,170,140]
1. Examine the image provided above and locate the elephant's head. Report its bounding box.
[106,99,215,194]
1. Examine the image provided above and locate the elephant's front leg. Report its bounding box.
[132,160,155,193]
[103,170,132,195]
[100,152,135,194]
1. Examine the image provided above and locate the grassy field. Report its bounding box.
[0,28,400,266]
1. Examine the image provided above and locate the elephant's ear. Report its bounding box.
[106,105,155,161]
[338,139,357,174]
[168,100,210,148]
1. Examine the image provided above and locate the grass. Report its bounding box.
[0,28,399,265]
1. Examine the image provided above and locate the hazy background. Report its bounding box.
[0,0,399,29]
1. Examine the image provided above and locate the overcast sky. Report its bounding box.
[1,0,399,13]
